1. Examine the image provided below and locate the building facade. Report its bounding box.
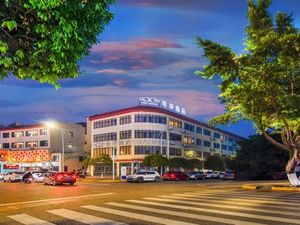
[87,105,244,176]
[0,122,85,173]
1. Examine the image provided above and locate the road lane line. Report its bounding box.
[171,193,300,206]
[143,197,300,224]
[156,195,298,216]
[0,193,115,207]
[112,201,266,225]
[47,208,126,225]
[82,205,197,225]
[8,214,55,225]
[159,195,300,211]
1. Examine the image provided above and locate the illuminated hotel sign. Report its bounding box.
[139,97,187,115]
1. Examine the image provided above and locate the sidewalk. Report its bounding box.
[241,181,300,192]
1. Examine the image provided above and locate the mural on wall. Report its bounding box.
[9,150,50,163]
[0,150,9,161]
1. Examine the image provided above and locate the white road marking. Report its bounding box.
[8,214,55,225]
[0,193,115,207]
[82,205,197,225]
[47,208,126,225]
[111,201,266,225]
[143,197,300,224]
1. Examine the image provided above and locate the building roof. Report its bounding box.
[88,105,246,140]
[0,124,44,131]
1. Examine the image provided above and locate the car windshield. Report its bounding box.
[14,172,24,174]
[136,172,146,175]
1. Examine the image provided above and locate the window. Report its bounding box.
[169,133,182,142]
[203,140,211,147]
[12,131,24,138]
[204,129,211,136]
[93,147,111,156]
[120,115,132,125]
[134,130,166,139]
[120,146,131,155]
[169,148,182,156]
[222,144,228,150]
[40,140,48,147]
[26,141,38,148]
[40,129,48,135]
[52,155,59,162]
[184,123,195,132]
[196,139,202,146]
[203,152,210,159]
[183,136,194,145]
[213,143,220,149]
[69,131,74,138]
[93,118,117,129]
[184,149,195,158]
[168,119,182,128]
[2,132,9,138]
[196,151,202,158]
[135,146,166,155]
[93,132,117,142]
[2,143,9,148]
[134,114,167,124]
[228,137,234,143]
[214,132,221,139]
[25,130,38,137]
[196,126,202,134]
[12,142,24,148]
[120,130,132,139]
[228,146,234,151]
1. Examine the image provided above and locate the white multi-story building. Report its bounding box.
[0,122,85,173]
[87,104,244,176]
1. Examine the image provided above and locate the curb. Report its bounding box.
[241,184,300,192]
[78,179,125,183]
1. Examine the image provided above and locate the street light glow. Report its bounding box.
[44,120,58,129]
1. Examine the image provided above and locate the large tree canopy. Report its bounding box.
[195,0,300,184]
[0,0,114,87]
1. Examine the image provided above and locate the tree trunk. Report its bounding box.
[286,147,300,186]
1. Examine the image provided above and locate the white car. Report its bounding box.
[31,172,46,183]
[3,171,24,182]
[219,171,225,179]
[0,173,4,181]
[213,171,220,178]
[205,170,214,179]
[126,171,161,183]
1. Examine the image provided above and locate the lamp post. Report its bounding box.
[112,143,115,180]
[160,131,163,175]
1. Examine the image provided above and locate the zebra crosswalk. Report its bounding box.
[6,190,300,225]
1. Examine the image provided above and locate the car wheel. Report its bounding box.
[137,177,144,183]
[176,178,179,181]
[154,177,160,182]
[8,178,11,183]
[70,182,74,186]
[52,180,56,186]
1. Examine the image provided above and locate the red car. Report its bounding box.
[43,172,76,186]
[163,171,189,181]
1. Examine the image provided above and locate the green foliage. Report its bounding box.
[195,0,300,151]
[186,159,202,170]
[169,157,189,169]
[0,0,114,87]
[204,154,225,171]
[82,156,91,170]
[91,154,112,166]
[142,154,169,168]
[224,157,237,171]
[236,134,289,180]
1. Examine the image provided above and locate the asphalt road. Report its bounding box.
[0,179,299,225]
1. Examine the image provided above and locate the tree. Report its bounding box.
[235,134,289,180]
[92,154,112,165]
[195,0,300,185]
[142,154,169,168]
[0,0,114,87]
[204,154,225,171]
[82,156,92,171]
[224,157,237,171]
[186,159,202,170]
[169,157,189,170]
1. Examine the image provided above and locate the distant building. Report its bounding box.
[87,103,244,176]
[0,122,85,173]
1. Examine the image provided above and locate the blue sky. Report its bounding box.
[0,0,299,137]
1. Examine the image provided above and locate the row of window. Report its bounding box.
[93,133,117,142]
[2,140,48,149]
[134,130,167,139]
[93,118,117,129]
[1,129,48,138]
[134,114,167,124]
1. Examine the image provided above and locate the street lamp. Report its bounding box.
[44,120,66,172]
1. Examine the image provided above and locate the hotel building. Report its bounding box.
[0,122,85,173]
[87,104,244,176]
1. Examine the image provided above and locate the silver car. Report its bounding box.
[3,171,24,182]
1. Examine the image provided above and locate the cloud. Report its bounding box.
[95,69,126,74]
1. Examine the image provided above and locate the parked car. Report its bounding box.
[31,171,46,183]
[188,171,206,180]
[3,171,24,182]
[213,171,220,179]
[219,171,225,179]
[272,171,287,180]
[0,173,4,181]
[163,171,189,181]
[224,170,236,180]
[43,172,76,186]
[205,170,214,179]
[126,171,160,183]
[70,169,87,178]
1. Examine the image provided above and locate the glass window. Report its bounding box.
[196,139,202,146]
[120,130,132,139]
[52,155,59,162]
[184,123,195,132]
[120,115,132,125]
[134,114,167,124]
[213,143,220,149]
[12,131,24,138]
[11,142,24,148]
[2,132,9,138]
[196,127,202,134]
[222,144,228,150]
[228,146,234,151]
[169,148,182,156]
[2,143,9,148]
[40,129,48,135]
[168,119,182,128]
[94,118,118,129]
[93,132,117,142]
[204,129,211,136]
[169,133,182,141]
[213,132,221,139]
[134,130,166,139]
[228,137,234,142]
[26,141,38,148]
[184,149,195,158]
[69,131,74,138]
[25,130,38,137]
[93,147,111,156]
[183,136,194,145]
[203,152,210,159]
[119,146,131,155]
[203,140,211,147]
[40,140,48,147]
[134,146,166,155]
